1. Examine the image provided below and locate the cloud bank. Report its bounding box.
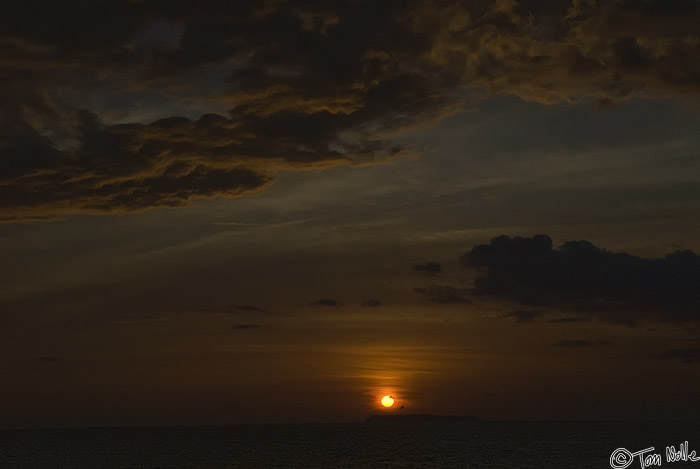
[2,1,700,218]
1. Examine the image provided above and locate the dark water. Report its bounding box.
[2,421,700,468]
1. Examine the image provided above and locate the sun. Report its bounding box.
[380,395,395,408]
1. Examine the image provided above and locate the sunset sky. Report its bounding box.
[2,0,700,429]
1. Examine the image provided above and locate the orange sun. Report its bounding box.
[380,395,395,408]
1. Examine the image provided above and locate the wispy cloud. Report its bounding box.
[308,298,343,308]
[232,324,262,330]
[501,309,542,323]
[412,261,442,273]
[414,285,472,304]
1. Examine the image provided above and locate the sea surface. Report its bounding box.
[2,421,700,468]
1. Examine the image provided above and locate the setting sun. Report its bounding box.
[380,395,395,408]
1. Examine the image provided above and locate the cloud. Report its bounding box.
[413,285,472,304]
[406,0,700,104]
[552,340,593,348]
[552,339,608,348]
[501,309,542,323]
[412,261,442,273]
[362,299,384,307]
[197,304,269,315]
[547,317,589,324]
[0,2,441,219]
[0,215,63,223]
[308,298,343,307]
[228,305,268,314]
[461,234,700,323]
[659,348,700,364]
[2,2,699,220]
[2,109,365,217]
[232,324,262,330]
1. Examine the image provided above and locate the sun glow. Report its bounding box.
[380,395,395,408]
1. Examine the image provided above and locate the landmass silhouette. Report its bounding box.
[365,414,480,423]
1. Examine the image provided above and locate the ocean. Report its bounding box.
[2,421,700,468]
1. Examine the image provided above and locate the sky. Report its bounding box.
[2,0,700,429]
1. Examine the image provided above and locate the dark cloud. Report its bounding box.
[461,234,700,324]
[308,298,343,307]
[658,348,700,364]
[501,309,542,323]
[2,109,356,216]
[0,215,62,223]
[198,304,269,314]
[552,340,594,348]
[2,2,699,219]
[547,317,589,324]
[413,285,471,304]
[232,324,261,330]
[408,0,700,103]
[228,305,268,314]
[362,299,384,307]
[0,1,435,219]
[412,261,442,273]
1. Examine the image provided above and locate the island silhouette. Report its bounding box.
[365,414,480,423]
